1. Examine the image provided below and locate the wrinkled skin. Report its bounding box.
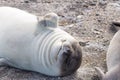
[0,7,82,76]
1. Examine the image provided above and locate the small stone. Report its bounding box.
[76,15,84,22]
[30,0,37,2]
[83,3,88,8]
[79,41,89,47]
[89,2,96,6]
[58,77,61,79]
[96,14,99,16]
[91,75,100,80]
[98,19,101,22]
[24,0,29,3]
[99,0,107,5]
[77,15,83,19]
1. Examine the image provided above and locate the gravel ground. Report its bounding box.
[0,0,120,80]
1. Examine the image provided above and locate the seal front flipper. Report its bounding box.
[38,13,58,29]
[0,58,8,66]
[95,67,105,80]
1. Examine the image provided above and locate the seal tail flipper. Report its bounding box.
[38,13,58,28]
[110,21,120,33]
[95,67,105,80]
[112,21,120,26]
[0,58,8,66]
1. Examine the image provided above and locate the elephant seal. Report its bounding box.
[95,24,120,80]
[0,7,82,76]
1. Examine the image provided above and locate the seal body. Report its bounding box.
[107,30,120,70]
[0,7,82,76]
[95,30,120,80]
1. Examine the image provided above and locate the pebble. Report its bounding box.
[99,0,107,5]
[24,0,29,3]
[76,15,84,22]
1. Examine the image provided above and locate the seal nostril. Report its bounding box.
[63,52,70,56]
[62,52,71,65]
[67,50,72,53]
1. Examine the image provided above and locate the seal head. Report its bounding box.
[35,13,82,76]
[58,40,82,76]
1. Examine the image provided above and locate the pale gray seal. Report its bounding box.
[0,7,82,76]
[95,23,120,80]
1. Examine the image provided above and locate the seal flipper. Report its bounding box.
[38,13,58,28]
[110,21,120,33]
[0,58,8,66]
[95,67,105,80]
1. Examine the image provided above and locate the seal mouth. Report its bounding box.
[58,41,82,76]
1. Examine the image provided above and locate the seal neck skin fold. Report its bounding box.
[0,7,82,76]
[31,13,82,76]
[31,27,78,76]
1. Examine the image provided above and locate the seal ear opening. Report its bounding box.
[38,13,58,28]
[95,67,105,80]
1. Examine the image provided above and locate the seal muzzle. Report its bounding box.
[59,41,82,76]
